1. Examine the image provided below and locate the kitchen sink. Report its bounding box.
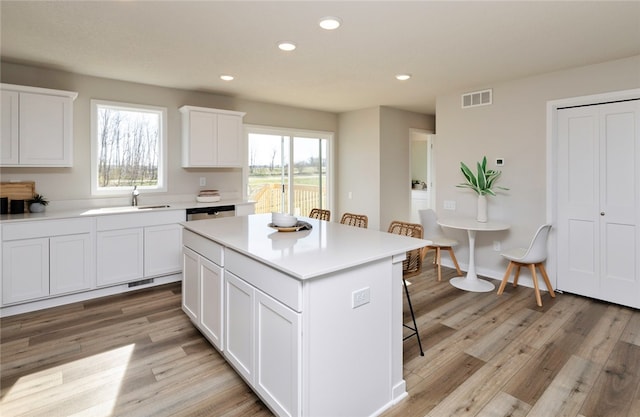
[137,205,171,209]
[82,204,171,215]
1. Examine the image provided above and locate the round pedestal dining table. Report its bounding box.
[437,217,510,292]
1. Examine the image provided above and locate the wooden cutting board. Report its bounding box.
[0,181,36,212]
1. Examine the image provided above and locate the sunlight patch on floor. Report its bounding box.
[1,344,135,416]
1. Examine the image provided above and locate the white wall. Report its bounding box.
[337,108,381,228]
[0,62,338,206]
[434,55,640,283]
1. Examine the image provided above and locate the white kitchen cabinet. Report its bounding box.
[49,234,92,295]
[1,218,94,305]
[0,84,77,167]
[225,272,255,383]
[200,256,224,350]
[180,105,245,167]
[2,238,49,304]
[144,223,182,277]
[254,290,301,417]
[96,210,184,287]
[182,229,225,350]
[182,246,200,322]
[96,228,144,286]
[225,267,301,417]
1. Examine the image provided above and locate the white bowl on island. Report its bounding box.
[272,212,297,227]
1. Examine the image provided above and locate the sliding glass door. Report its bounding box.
[247,127,330,216]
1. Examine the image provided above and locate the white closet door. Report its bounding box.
[557,100,640,308]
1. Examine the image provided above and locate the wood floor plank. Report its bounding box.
[526,354,601,417]
[474,391,531,417]
[575,303,632,365]
[620,311,640,347]
[579,341,640,417]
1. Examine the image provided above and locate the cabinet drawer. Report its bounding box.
[96,210,184,231]
[183,229,223,266]
[2,218,93,241]
[226,249,301,312]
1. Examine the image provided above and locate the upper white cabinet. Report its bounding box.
[0,84,78,167]
[180,105,245,168]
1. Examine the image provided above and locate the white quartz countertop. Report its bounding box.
[0,199,252,223]
[182,213,431,280]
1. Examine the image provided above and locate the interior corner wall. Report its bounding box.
[434,54,640,282]
[337,108,381,229]
[379,106,435,231]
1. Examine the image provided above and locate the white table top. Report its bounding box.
[438,217,510,232]
[182,213,431,280]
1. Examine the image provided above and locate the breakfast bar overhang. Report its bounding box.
[181,213,430,417]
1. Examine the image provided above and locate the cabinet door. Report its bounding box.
[255,290,301,417]
[182,247,199,322]
[19,92,73,166]
[185,110,217,167]
[225,272,255,383]
[200,257,224,351]
[0,90,19,165]
[96,228,144,286]
[216,113,243,166]
[2,238,49,304]
[50,233,93,295]
[144,224,182,277]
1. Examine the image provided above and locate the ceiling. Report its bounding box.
[1,1,639,115]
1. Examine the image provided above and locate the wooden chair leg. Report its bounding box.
[497,261,514,295]
[513,266,521,287]
[436,247,442,281]
[447,247,463,276]
[537,263,556,298]
[529,264,542,307]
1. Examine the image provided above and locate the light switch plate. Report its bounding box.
[352,287,370,308]
[444,200,456,210]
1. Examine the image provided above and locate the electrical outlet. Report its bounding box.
[348,191,353,199]
[493,240,501,252]
[199,177,206,186]
[352,287,370,309]
[444,200,456,210]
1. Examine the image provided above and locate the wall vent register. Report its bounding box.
[462,89,493,108]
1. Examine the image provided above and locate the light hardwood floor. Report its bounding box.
[2,256,639,417]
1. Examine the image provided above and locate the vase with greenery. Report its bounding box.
[28,193,49,213]
[457,156,508,222]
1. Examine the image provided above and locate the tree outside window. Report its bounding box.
[91,100,167,195]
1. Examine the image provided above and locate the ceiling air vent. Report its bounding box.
[462,89,492,108]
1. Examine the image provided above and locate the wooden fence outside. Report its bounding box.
[251,183,326,216]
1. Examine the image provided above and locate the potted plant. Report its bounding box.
[457,156,508,222]
[28,193,49,213]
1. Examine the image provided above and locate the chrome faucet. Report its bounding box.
[132,185,139,206]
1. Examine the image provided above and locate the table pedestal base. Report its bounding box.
[450,276,494,292]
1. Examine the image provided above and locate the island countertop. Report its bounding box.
[181,213,430,280]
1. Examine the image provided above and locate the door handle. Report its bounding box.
[600,212,605,216]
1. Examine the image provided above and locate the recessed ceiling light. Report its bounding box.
[319,16,341,30]
[278,41,297,51]
[396,74,411,81]
[220,75,234,81]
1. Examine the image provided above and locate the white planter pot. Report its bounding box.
[476,194,487,223]
[29,203,46,213]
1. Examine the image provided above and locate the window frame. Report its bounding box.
[90,99,168,196]
[244,124,334,215]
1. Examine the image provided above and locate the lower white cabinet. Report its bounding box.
[97,210,183,287]
[225,271,301,417]
[182,246,224,350]
[1,218,93,305]
[254,289,301,417]
[96,228,144,286]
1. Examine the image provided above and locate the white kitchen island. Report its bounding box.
[181,213,430,417]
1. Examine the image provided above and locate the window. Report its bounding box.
[246,126,332,216]
[91,100,167,195]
